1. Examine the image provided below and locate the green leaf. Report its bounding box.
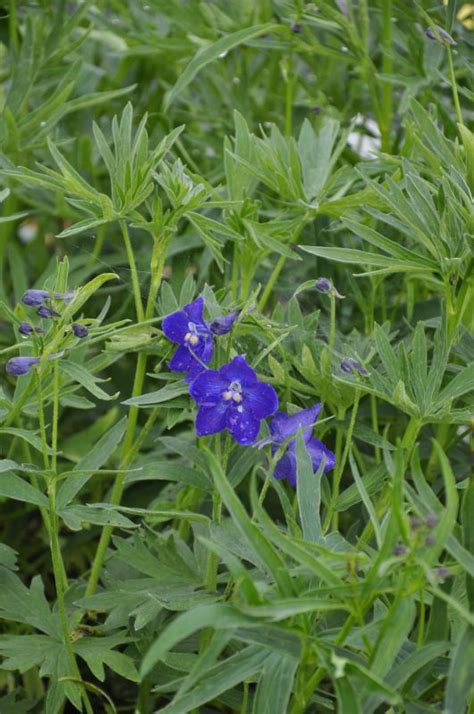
[299,245,430,273]
[252,652,299,714]
[141,603,257,678]
[122,381,189,406]
[205,450,293,597]
[0,471,48,508]
[0,427,54,455]
[444,626,474,714]
[56,417,127,509]
[296,431,323,544]
[164,23,280,110]
[159,645,269,714]
[60,361,118,401]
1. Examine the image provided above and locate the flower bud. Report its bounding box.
[19,322,34,336]
[315,277,331,293]
[393,543,408,556]
[37,306,60,319]
[341,357,369,376]
[425,26,456,45]
[291,22,302,33]
[209,312,239,335]
[72,323,88,338]
[425,535,436,547]
[21,289,50,306]
[432,566,450,582]
[6,356,40,376]
[426,513,438,529]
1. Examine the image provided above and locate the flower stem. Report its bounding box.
[120,219,145,322]
[86,231,169,597]
[329,390,361,531]
[39,366,93,713]
[447,45,464,128]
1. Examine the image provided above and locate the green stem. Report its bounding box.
[380,0,393,152]
[447,45,464,128]
[120,220,145,322]
[8,0,19,53]
[284,57,295,136]
[42,367,93,713]
[86,232,169,597]
[370,394,381,464]
[258,255,286,312]
[330,390,361,531]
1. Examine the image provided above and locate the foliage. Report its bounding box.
[0,1,473,713]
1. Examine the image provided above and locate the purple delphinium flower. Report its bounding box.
[162,297,214,382]
[21,289,50,306]
[189,355,278,445]
[37,305,60,319]
[6,356,40,376]
[209,311,239,336]
[268,404,335,487]
[72,323,88,338]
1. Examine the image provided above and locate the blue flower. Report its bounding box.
[162,297,214,381]
[6,356,40,376]
[268,404,335,487]
[21,289,50,306]
[189,355,279,445]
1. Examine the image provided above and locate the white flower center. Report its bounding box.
[184,322,200,347]
[222,380,243,403]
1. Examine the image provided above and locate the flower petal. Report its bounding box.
[306,437,336,473]
[183,296,205,325]
[196,404,227,437]
[162,311,190,344]
[273,450,297,487]
[220,355,257,386]
[226,408,260,445]
[189,369,227,406]
[269,404,323,444]
[245,382,279,419]
[169,345,196,373]
[209,311,239,335]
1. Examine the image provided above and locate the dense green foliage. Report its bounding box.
[0,1,473,712]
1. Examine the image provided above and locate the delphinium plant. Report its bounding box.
[0,1,473,713]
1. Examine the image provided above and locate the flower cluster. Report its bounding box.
[162,297,335,486]
[5,287,89,378]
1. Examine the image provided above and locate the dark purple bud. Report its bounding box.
[425,535,436,547]
[21,289,50,306]
[393,543,408,556]
[432,566,451,581]
[311,106,321,115]
[426,513,438,529]
[425,26,456,45]
[409,515,423,529]
[6,356,40,376]
[341,358,369,376]
[54,291,75,304]
[72,323,88,338]
[37,306,60,319]
[315,277,331,293]
[209,312,239,336]
[19,322,34,336]
[291,22,302,33]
